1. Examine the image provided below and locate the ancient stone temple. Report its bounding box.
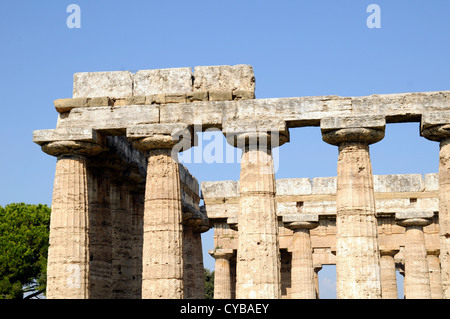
[33,64,450,299]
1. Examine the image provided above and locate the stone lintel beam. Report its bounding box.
[127,123,194,152]
[54,90,450,132]
[33,128,107,157]
[321,115,386,146]
[421,111,450,142]
[223,119,289,148]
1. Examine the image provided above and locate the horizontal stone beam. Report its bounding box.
[55,90,450,132]
[33,128,103,145]
[201,174,440,220]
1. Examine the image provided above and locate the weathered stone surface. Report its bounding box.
[133,67,193,96]
[73,71,133,98]
[374,174,424,193]
[33,128,103,145]
[276,178,312,196]
[312,177,336,194]
[57,105,160,133]
[321,115,386,146]
[395,211,434,221]
[193,65,255,93]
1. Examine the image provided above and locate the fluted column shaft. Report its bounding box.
[397,215,432,299]
[321,116,385,299]
[110,182,132,299]
[336,142,382,299]
[237,146,280,298]
[380,250,399,299]
[210,249,234,299]
[40,137,105,299]
[421,114,450,298]
[428,250,443,299]
[47,155,90,299]
[142,148,184,298]
[129,123,193,299]
[291,228,316,299]
[439,138,450,297]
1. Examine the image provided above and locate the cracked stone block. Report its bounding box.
[133,67,193,95]
[73,71,134,98]
[193,65,255,93]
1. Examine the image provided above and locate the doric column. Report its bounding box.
[33,128,106,299]
[427,249,443,299]
[209,249,234,299]
[421,112,450,298]
[379,249,399,299]
[314,265,322,299]
[283,214,319,299]
[110,181,132,299]
[321,115,385,299]
[396,211,433,299]
[127,123,193,299]
[224,120,289,299]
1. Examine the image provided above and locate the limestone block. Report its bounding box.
[33,128,102,145]
[57,105,159,132]
[374,174,424,193]
[201,181,239,199]
[303,201,337,215]
[209,90,233,101]
[193,65,255,93]
[282,214,319,223]
[395,211,434,221]
[73,71,133,98]
[421,111,450,129]
[276,178,312,196]
[321,115,386,130]
[54,98,88,113]
[133,68,193,96]
[424,173,439,191]
[312,177,337,194]
[159,100,225,126]
[186,91,209,102]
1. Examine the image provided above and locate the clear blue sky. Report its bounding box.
[1,1,449,299]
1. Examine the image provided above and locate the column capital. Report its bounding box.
[222,119,289,149]
[282,214,319,231]
[395,211,433,227]
[320,115,385,146]
[379,248,400,257]
[127,123,194,152]
[183,206,210,233]
[33,128,107,157]
[209,248,234,260]
[421,112,450,142]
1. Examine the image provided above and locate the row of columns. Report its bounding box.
[41,125,207,299]
[210,114,450,299]
[41,109,450,299]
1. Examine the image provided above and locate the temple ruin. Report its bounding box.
[33,64,450,299]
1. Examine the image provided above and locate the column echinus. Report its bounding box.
[421,111,450,299]
[223,119,289,299]
[127,123,194,299]
[395,211,433,299]
[320,115,385,299]
[33,128,106,299]
[283,214,319,299]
